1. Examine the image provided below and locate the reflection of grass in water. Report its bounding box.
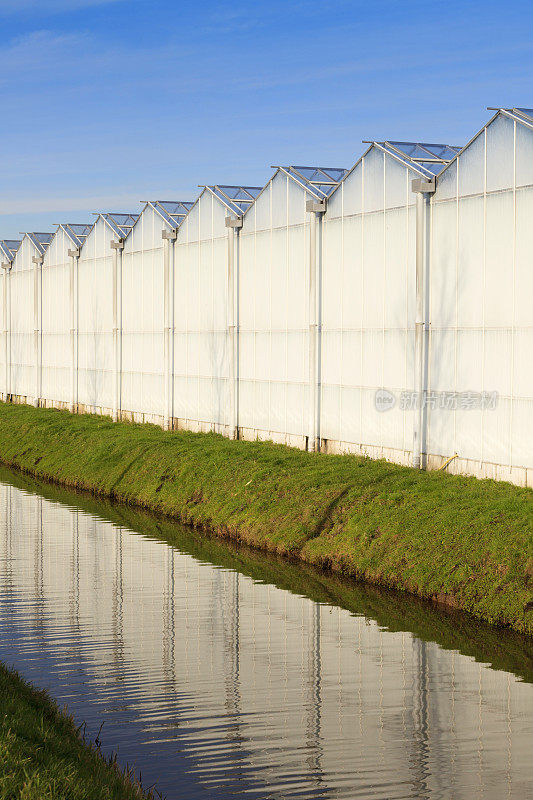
[0,662,155,799]
[3,463,533,685]
[0,401,532,637]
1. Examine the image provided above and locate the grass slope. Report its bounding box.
[0,662,153,800]
[0,401,532,634]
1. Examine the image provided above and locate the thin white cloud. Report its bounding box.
[0,194,144,214]
[0,0,126,12]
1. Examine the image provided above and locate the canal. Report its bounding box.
[0,467,531,799]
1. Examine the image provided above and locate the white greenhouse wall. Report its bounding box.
[173,190,230,433]
[428,114,533,483]
[0,270,6,399]
[1,111,532,486]
[41,229,72,406]
[9,237,39,404]
[239,171,311,445]
[121,206,166,422]
[77,218,115,414]
[321,148,416,463]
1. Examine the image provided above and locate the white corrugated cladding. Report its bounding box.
[9,234,50,404]
[239,170,313,444]
[77,216,118,413]
[1,108,532,485]
[322,147,416,461]
[41,228,71,404]
[428,110,533,476]
[173,189,231,433]
[0,259,4,399]
[121,204,166,420]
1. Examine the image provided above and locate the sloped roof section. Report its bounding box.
[275,166,348,198]
[149,200,194,228]
[26,232,54,254]
[59,223,92,247]
[368,141,462,177]
[99,212,140,238]
[0,239,21,263]
[206,185,263,216]
[488,107,533,127]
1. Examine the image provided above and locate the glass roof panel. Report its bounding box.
[281,166,349,197]
[208,185,263,213]
[515,108,533,120]
[4,239,21,252]
[67,223,92,236]
[156,201,194,216]
[33,232,53,245]
[106,213,139,228]
[376,141,461,176]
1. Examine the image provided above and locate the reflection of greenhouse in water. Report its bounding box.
[0,481,532,799]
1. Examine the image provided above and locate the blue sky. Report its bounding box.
[1,0,532,237]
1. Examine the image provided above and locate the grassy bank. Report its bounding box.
[0,401,532,635]
[4,464,531,682]
[0,661,153,799]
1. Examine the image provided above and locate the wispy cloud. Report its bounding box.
[0,0,126,12]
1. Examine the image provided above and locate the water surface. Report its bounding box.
[0,470,532,799]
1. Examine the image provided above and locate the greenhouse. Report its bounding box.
[173,184,261,435]
[239,165,348,447]
[0,107,531,485]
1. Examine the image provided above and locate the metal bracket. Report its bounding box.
[1,262,12,271]
[67,248,80,258]
[225,216,243,229]
[306,199,327,214]
[32,256,44,265]
[411,177,436,194]
[162,228,177,241]
[110,239,124,251]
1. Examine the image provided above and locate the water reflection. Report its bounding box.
[0,478,531,799]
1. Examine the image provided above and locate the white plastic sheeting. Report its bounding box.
[77,217,116,413]
[428,113,533,481]
[173,189,231,433]
[239,170,311,444]
[121,205,166,420]
[0,108,532,485]
[41,227,74,405]
[322,147,416,460]
[9,235,40,404]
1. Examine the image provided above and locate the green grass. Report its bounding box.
[0,401,532,634]
[0,662,154,800]
[5,464,531,683]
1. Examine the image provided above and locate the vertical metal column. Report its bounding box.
[111,239,124,422]
[162,228,177,430]
[306,199,326,452]
[32,254,44,407]
[411,178,435,469]
[67,247,80,414]
[225,215,243,440]
[1,262,11,400]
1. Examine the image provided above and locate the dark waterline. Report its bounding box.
[0,467,532,800]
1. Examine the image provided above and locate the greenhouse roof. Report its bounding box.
[148,200,194,228]
[0,239,21,263]
[205,185,263,216]
[275,166,349,198]
[25,232,54,254]
[59,223,92,247]
[367,141,462,177]
[99,212,140,238]
[488,107,533,127]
